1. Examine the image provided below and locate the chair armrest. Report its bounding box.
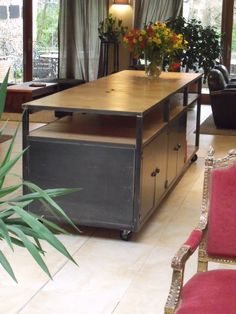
[171,229,203,270]
[165,229,203,314]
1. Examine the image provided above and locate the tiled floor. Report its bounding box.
[1,106,236,314]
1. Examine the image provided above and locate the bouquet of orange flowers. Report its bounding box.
[123,22,187,60]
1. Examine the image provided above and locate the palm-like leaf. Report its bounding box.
[0,70,80,281]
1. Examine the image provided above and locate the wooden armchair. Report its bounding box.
[165,147,236,314]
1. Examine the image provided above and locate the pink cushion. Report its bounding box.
[176,269,236,314]
[207,164,236,258]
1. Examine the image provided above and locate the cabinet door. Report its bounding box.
[167,113,187,187]
[154,131,168,206]
[140,130,168,223]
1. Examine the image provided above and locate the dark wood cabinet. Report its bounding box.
[22,71,202,238]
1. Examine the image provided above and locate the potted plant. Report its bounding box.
[98,14,127,43]
[0,69,80,282]
[166,16,222,82]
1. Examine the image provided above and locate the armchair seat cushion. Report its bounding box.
[176,269,236,314]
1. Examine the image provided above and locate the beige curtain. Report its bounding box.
[59,0,107,81]
[134,0,183,28]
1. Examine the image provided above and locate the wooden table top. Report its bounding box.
[23,71,202,116]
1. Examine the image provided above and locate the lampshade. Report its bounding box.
[113,0,130,4]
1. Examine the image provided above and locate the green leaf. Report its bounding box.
[0,184,22,199]
[10,187,81,203]
[23,181,80,232]
[0,249,17,282]
[10,204,77,265]
[0,120,8,136]
[0,68,10,118]
[0,218,13,250]
[0,209,15,220]
[8,223,44,241]
[9,236,29,248]
[1,121,21,164]
[34,215,71,234]
[8,225,52,279]
[0,147,27,189]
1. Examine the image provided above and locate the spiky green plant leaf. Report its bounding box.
[7,225,52,279]
[0,69,80,282]
[0,218,13,250]
[0,122,23,188]
[9,187,81,204]
[0,68,10,118]
[23,181,80,231]
[0,250,17,282]
[10,204,77,265]
[0,184,22,199]
[0,120,8,136]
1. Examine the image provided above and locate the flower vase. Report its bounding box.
[145,54,163,79]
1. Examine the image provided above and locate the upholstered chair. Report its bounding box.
[165,147,236,314]
[208,69,236,129]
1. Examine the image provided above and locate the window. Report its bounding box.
[183,0,222,31]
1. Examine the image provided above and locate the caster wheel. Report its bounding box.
[191,154,198,162]
[120,230,132,241]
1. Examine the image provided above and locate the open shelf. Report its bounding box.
[143,103,166,143]
[29,113,137,145]
[169,93,184,120]
[30,106,167,146]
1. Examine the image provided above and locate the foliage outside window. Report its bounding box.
[33,0,59,80]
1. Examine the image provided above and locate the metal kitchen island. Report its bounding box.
[22,70,202,240]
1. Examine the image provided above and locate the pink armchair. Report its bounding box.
[165,147,236,314]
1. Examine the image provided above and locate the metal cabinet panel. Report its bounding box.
[27,139,135,230]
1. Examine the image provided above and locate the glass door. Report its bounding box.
[32,0,59,80]
[0,0,23,83]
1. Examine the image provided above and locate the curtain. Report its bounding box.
[59,0,107,81]
[134,0,183,29]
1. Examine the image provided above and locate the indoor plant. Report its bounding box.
[166,16,222,82]
[123,22,187,79]
[98,14,127,43]
[0,69,80,282]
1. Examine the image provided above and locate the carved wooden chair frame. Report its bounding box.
[164,147,236,314]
